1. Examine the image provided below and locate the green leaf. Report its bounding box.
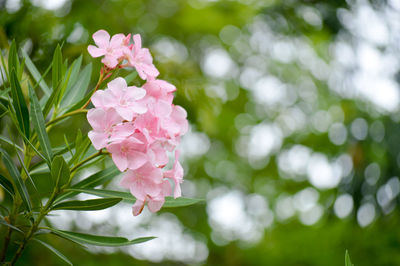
[8,40,20,78]
[64,91,92,113]
[61,63,92,108]
[345,250,354,266]
[51,155,70,188]
[46,227,155,247]
[60,56,82,103]
[0,50,10,83]
[21,49,51,97]
[124,71,137,84]
[67,188,204,208]
[69,130,91,166]
[54,167,120,203]
[52,197,122,211]
[0,136,23,152]
[0,148,32,211]
[0,87,10,99]
[164,196,204,208]
[14,146,37,191]
[0,173,14,196]
[29,85,53,163]
[0,219,23,234]
[33,238,72,266]
[9,69,30,139]
[52,45,63,94]
[42,80,61,118]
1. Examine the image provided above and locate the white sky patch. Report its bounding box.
[6,0,21,13]
[202,48,236,79]
[49,207,208,264]
[153,37,188,63]
[207,188,273,244]
[31,0,69,10]
[278,145,312,181]
[180,125,210,159]
[252,76,287,106]
[247,123,283,161]
[307,153,343,189]
[357,203,376,227]
[334,194,354,218]
[331,1,400,113]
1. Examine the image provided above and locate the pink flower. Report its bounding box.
[126,34,159,80]
[107,136,148,171]
[160,105,189,138]
[164,150,184,198]
[143,79,176,104]
[131,180,171,215]
[87,30,127,68]
[91,77,147,121]
[86,30,190,216]
[87,108,122,150]
[147,141,168,167]
[120,163,171,215]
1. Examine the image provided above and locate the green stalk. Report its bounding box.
[45,109,88,128]
[9,187,59,265]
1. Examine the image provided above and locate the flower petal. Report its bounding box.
[132,200,145,216]
[88,131,108,150]
[87,45,106,58]
[92,30,110,48]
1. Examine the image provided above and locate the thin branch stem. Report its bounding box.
[9,187,59,265]
[45,109,88,128]
[70,150,107,173]
[80,67,107,110]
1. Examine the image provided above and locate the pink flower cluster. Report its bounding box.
[87,30,188,216]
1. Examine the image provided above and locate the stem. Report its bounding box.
[0,198,18,263]
[70,150,107,173]
[0,228,11,262]
[9,188,59,265]
[0,191,18,263]
[45,109,88,128]
[1,145,33,262]
[81,68,107,110]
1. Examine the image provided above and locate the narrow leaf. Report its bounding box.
[46,227,155,247]
[62,56,82,98]
[67,188,204,208]
[42,81,61,118]
[9,69,30,139]
[14,147,37,191]
[33,238,72,266]
[52,45,63,94]
[0,173,14,196]
[29,85,53,163]
[52,197,122,211]
[51,156,70,188]
[54,167,120,203]
[8,40,19,78]
[0,50,10,83]
[124,71,137,84]
[61,63,92,108]
[345,250,354,266]
[69,131,91,166]
[21,49,51,96]
[0,148,32,211]
[0,219,23,234]
[0,136,23,152]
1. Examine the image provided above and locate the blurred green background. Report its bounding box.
[1,0,400,265]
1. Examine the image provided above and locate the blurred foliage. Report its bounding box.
[1,0,400,265]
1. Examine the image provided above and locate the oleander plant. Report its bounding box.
[0,30,201,265]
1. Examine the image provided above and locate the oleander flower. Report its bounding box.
[87,30,188,215]
[125,34,159,80]
[87,30,127,68]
